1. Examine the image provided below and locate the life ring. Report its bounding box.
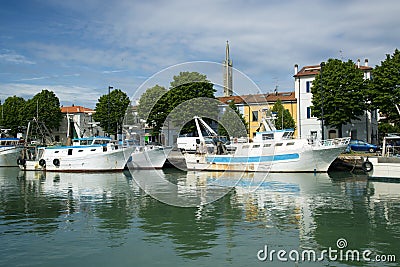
[17,157,26,166]
[53,158,60,167]
[362,161,373,172]
[39,159,46,167]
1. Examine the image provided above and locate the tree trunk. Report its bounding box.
[338,124,343,138]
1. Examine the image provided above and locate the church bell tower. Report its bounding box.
[223,41,233,96]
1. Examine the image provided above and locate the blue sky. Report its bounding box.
[1,0,399,108]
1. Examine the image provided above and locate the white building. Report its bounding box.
[294,59,378,143]
[52,105,105,144]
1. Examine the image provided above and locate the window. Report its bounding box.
[68,149,73,155]
[328,130,337,139]
[282,131,294,139]
[262,133,274,140]
[286,142,295,146]
[252,145,260,148]
[252,111,258,122]
[306,81,312,93]
[311,131,317,138]
[275,143,283,146]
[263,144,271,147]
[307,107,312,118]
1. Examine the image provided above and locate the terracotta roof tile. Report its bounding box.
[61,106,94,114]
[217,92,296,105]
[294,64,373,77]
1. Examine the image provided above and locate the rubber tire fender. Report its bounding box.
[362,161,373,172]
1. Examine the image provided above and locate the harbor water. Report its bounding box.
[0,167,399,266]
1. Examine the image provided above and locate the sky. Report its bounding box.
[1,0,399,109]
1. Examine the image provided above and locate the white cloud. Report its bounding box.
[1,0,400,106]
[0,49,36,65]
[0,83,101,108]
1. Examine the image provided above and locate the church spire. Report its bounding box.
[223,40,233,97]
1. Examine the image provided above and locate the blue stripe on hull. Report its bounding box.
[206,153,300,163]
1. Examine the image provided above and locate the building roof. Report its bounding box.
[217,92,296,105]
[294,63,373,77]
[61,105,94,114]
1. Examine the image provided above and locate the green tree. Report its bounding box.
[369,49,400,124]
[1,96,26,136]
[170,71,209,88]
[378,122,400,141]
[24,90,63,131]
[311,59,367,137]
[0,101,3,128]
[93,89,130,136]
[166,81,218,134]
[139,72,217,135]
[137,85,168,134]
[218,101,248,138]
[271,99,296,130]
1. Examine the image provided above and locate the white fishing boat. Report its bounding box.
[184,116,350,172]
[362,134,400,179]
[18,136,134,172]
[126,142,172,169]
[0,138,24,167]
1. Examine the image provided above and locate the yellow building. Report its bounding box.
[218,92,297,139]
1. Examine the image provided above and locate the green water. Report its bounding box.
[0,167,399,266]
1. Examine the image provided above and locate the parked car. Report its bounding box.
[346,140,377,153]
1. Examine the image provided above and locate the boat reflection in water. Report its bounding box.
[3,168,400,265]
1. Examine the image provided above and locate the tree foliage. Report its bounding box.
[93,89,130,136]
[137,85,168,134]
[218,101,248,138]
[25,90,63,131]
[378,122,400,141]
[271,99,296,130]
[166,81,218,134]
[138,72,217,135]
[311,59,367,136]
[0,90,62,137]
[369,49,400,124]
[1,96,26,136]
[170,71,209,88]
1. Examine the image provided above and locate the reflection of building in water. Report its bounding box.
[367,181,400,225]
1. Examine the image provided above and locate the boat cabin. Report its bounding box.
[0,138,22,147]
[253,129,295,142]
[72,136,112,146]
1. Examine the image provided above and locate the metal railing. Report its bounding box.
[319,137,351,147]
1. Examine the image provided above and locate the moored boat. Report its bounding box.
[18,136,134,172]
[362,134,400,179]
[184,116,350,173]
[125,142,172,169]
[0,138,24,167]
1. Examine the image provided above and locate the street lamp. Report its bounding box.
[108,86,113,136]
[320,62,325,140]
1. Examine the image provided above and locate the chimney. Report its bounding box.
[357,59,360,68]
[294,64,298,75]
[364,59,368,67]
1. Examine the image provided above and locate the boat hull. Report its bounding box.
[127,146,172,169]
[185,143,346,173]
[365,157,400,179]
[19,146,134,172]
[0,147,23,167]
